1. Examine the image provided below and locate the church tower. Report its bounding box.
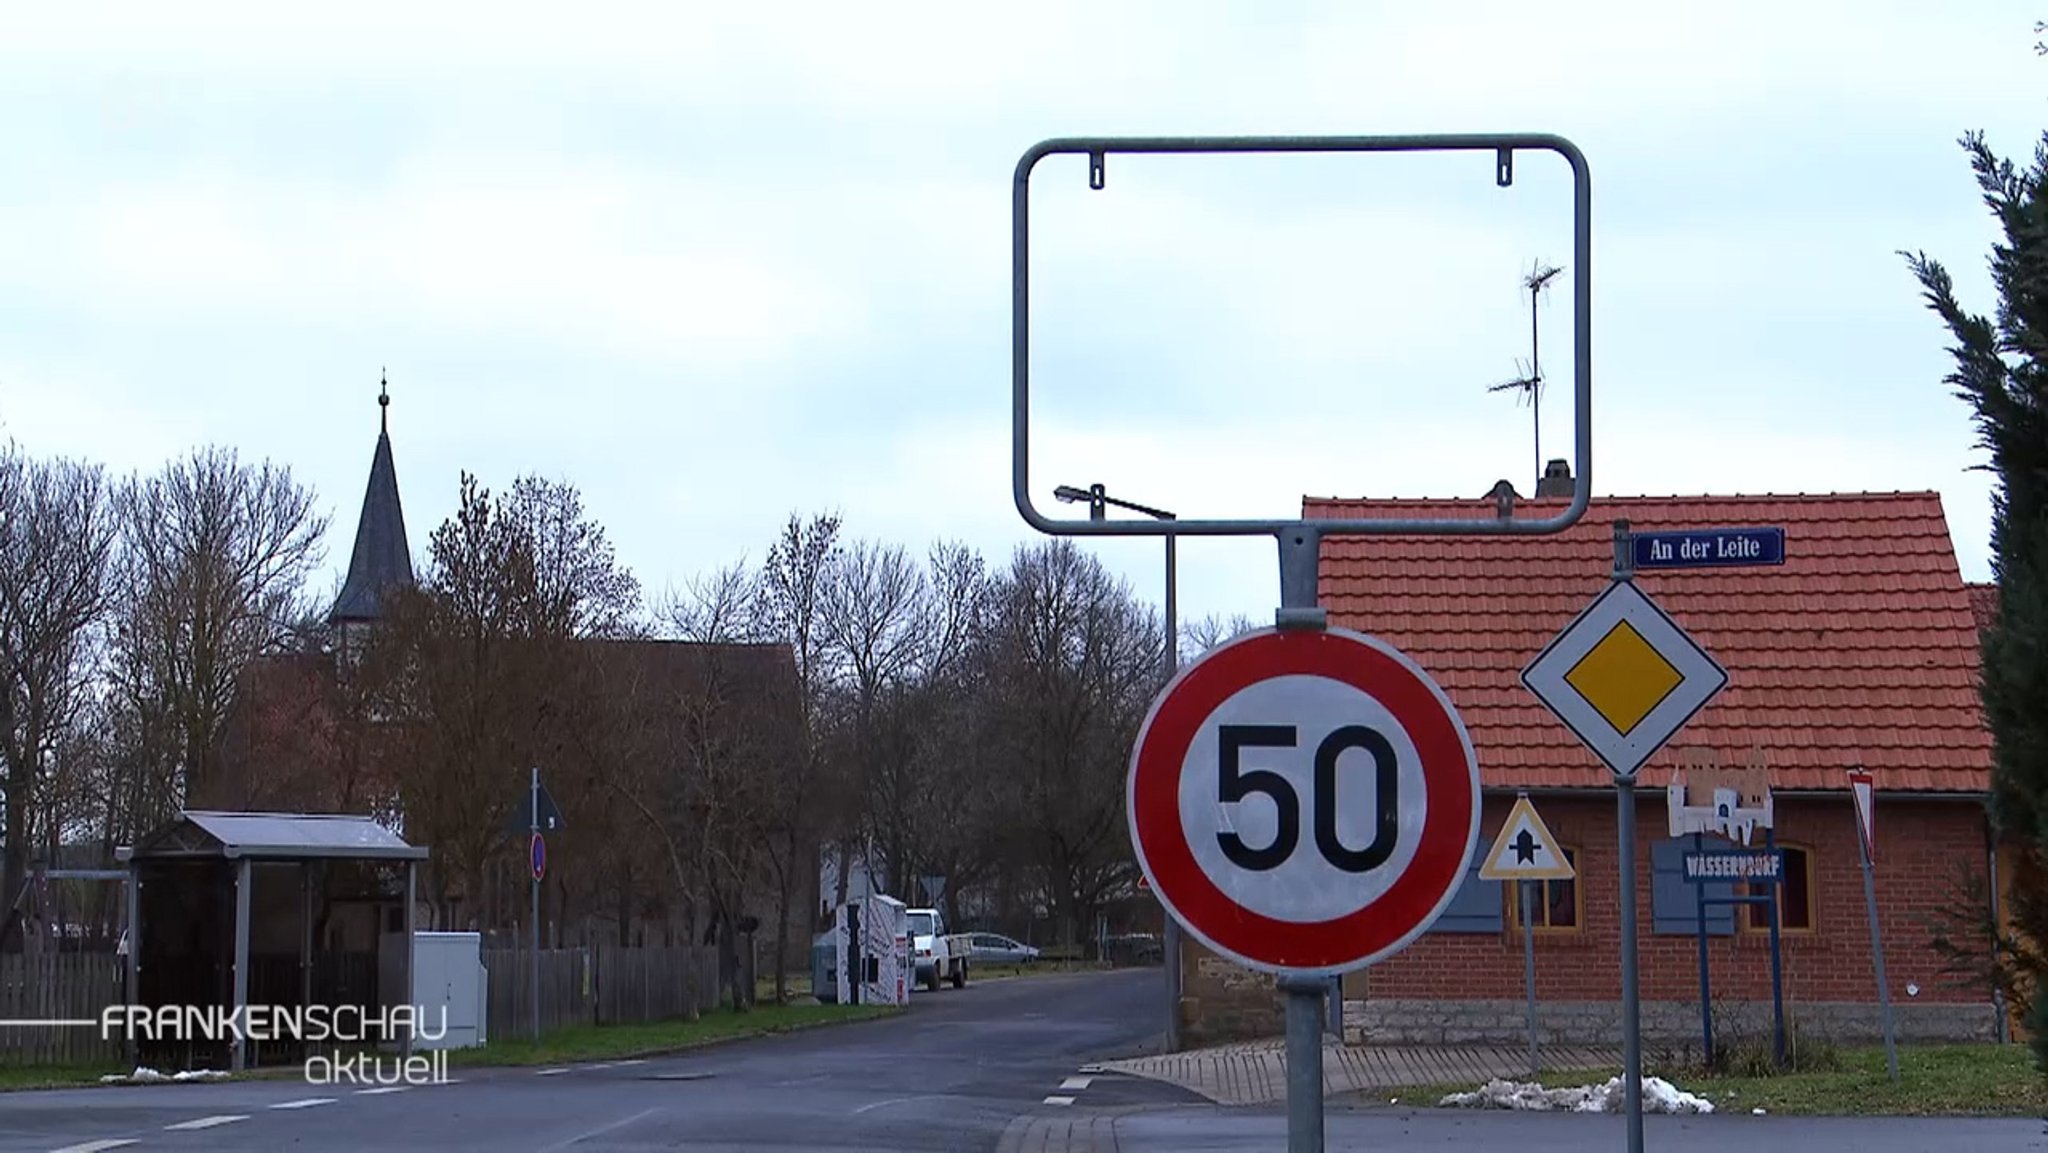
[329,372,415,657]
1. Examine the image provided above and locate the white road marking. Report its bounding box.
[1059,1076,1094,1090]
[585,1058,647,1070]
[536,1067,571,1076]
[1043,1095,1076,1106]
[163,1115,249,1130]
[47,1141,138,1153]
[355,1086,412,1096]
[269,1097,336,1109]
[1078,1064,1106,1073]
[535,1107,661,1153]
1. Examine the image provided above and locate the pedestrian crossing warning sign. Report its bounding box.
[1478,794,1576,881]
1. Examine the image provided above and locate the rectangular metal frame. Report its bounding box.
[1012,133,1593,538]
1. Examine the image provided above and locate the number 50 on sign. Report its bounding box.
[1128,627,1482,976]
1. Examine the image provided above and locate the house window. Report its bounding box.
[1507,849,1580,931]
[1743,845,1814,933]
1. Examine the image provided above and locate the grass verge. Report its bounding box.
[448,1002,900,1068]
[0,1063,127,1091]
[1365,1044,2046,1118]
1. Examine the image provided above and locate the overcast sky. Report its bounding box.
[0,3,2037,629]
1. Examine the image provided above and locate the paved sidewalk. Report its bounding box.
[998,1108,2048,1153]
[1082,1039,1620,1106]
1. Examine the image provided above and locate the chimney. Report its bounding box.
[1488,479,1518,519]
[1535,458,1573,498]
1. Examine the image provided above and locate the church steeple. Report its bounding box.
[329,372,414,628]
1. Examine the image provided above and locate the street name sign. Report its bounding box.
[1127,626,1481,976]
[1631,527,1785,571]
[1520,580,1728,779]
[1683,848,1782,883]
[1479,795,1576,882]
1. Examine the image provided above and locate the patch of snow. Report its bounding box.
[99,1066,229,1084]
[1438,1075,1716,1115]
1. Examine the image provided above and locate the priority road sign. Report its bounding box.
[1520,580,1727,779]
[1479,795,1576,882]
[1127,626,1481,977]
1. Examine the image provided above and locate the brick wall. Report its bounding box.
[1176,931,1285,1045]
[1351,791,1996,1010]
[1346,997,1999,1046]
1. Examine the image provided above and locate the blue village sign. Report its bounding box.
[1683,848,1784,884]
[1632,527,1785,570]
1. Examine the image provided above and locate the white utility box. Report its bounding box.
[408,931,487,1049]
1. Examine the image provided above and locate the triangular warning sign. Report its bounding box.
[1478,795,1576,881]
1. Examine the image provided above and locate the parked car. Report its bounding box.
[965,932,1041,965]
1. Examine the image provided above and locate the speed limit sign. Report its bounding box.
[1128,626,1481,975]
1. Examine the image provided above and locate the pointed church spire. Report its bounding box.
[329,374,415,627]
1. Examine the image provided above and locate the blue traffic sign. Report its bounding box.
[1633,527,1784,570]
[530,832,546,881]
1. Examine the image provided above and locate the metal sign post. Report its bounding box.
[1520,521,1733,1153]
[530,766,541,1043]
[1010,132,1594,1153]
[1478,792,1573,1078]
[1849,767,1900,1082]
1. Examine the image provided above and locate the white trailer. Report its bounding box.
[834,893,910,1007]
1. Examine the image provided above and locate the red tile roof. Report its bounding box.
[1302,491,1990,793]
[1968,581,1999,633]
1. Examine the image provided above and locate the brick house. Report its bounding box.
[1173,465,2005,1048]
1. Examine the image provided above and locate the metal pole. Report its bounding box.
[1694,830,1713,1067]
[404,859,417,1061]
[124,870,139,1071]
[1276,525,1326,1153]
[1615,775,1645,1153]
[524,765,532,1048]
[1858,818,1900,1081]
[1282,975,1326,1153]
[1522,879,1539,1077]
[1162,530,1183,1053]
[1610,518,1644,1153]
[1766,825,1786,1069]
[232,858,251,1073]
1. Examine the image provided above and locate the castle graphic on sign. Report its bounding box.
[1666,751,1774,845]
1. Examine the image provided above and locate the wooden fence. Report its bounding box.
[0,953,128,1066]
[481,944,719,1042]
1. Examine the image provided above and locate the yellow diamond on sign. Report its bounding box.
[1562,620,1683,736]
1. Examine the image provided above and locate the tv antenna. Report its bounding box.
[1489,260,1565,492]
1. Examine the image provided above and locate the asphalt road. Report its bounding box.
[0,967,1197,1153]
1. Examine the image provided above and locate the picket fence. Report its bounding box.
[0,953,128,1066]
[480,944,721,1041]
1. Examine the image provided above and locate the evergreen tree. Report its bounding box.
[1905,129,2048,1071]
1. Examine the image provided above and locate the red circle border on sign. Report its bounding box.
[1129,627,1479,973]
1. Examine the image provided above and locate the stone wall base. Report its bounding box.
[1345,998,1999,1047]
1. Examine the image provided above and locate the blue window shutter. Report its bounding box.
[1431,857,1504,933]
[1651,836,1735,935]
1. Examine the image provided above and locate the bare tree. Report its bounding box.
[751,513,842,1001]
[976,540,1159,947]
[0,445,116,944]
[107,446,326,812]
[1181,611,1262,660]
